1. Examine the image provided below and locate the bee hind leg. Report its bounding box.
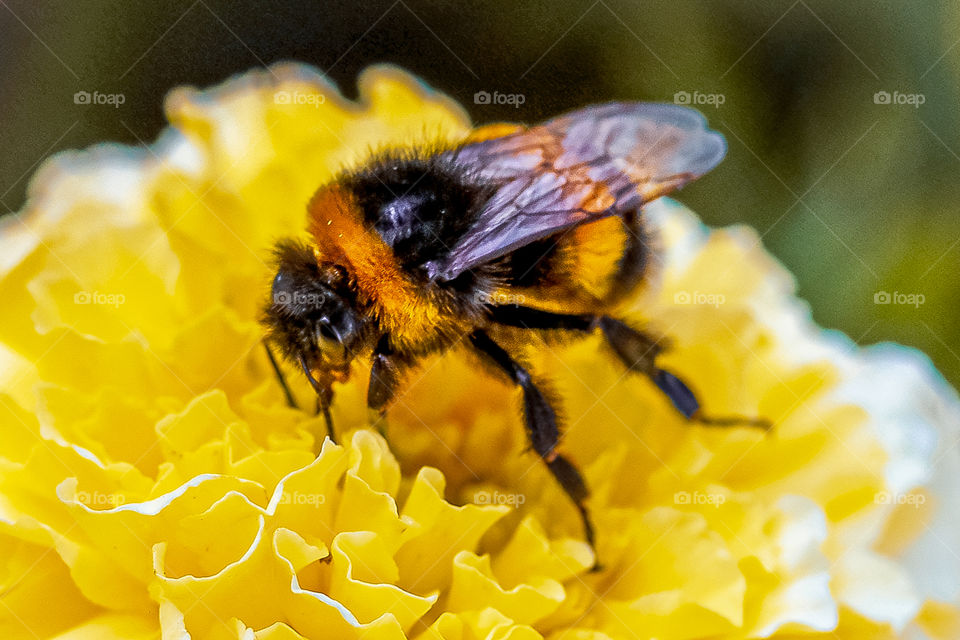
[597,317,771,430]
[488,307,769,430]
[469,329,600,571]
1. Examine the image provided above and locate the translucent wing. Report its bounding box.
[425,103,726,281]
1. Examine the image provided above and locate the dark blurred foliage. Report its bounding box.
[1,0,958,385]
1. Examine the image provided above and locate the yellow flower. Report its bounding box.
[1,63,959,639]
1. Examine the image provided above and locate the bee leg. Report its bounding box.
[489,305,597,332]
[469,330,600,570]
[297,353,337,444]
[367,335,407,438]
[597,317,771,430]
[489,307,769,430]
[263,340,299,410]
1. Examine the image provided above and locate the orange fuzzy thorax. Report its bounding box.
[306,185,455,348]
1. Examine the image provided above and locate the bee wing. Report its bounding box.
[426,103,725,281]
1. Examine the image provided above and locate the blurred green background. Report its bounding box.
[1,1,958,386]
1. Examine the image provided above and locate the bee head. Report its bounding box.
[263,241,367,374]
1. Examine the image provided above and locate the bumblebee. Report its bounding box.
[263,103,767,562]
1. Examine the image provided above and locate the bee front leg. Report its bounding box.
[296,354,337,445]
[469,330,599,569]
[367,335,414,437]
